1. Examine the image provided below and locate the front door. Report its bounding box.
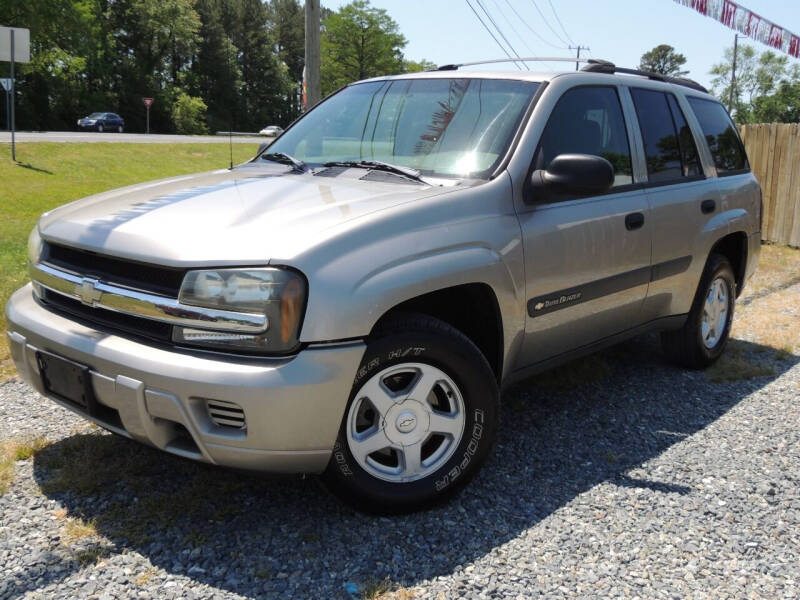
[515,85,652,367]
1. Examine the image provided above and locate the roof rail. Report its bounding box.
[437,57,592,71]
[580,59,708,93]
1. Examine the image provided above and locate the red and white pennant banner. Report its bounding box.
[673,0,799,58]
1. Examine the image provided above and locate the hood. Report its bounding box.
[38,165,454,267]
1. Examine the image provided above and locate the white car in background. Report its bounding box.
[259,125,284,137]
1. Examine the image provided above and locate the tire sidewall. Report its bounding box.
[693,257,735,361]
[324,329,498,512]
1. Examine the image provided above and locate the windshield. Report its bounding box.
[267,78,539,178]
[88,113,104,118]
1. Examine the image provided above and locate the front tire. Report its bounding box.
[661,253,735,368]
[322,314,498,514]
[117,125,123,133]
[97,124,104,133]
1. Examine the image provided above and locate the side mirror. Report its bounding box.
[528,153,614,202]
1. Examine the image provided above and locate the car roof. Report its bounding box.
[359,68,715,100]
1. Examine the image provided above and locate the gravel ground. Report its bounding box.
[2,319,799,598]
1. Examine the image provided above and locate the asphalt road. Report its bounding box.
[0,131,267,144]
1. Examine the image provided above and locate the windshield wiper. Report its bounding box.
[261,152,309,172]
[322,160,426,183]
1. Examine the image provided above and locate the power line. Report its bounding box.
[502,0,567,50]
[490,0,557,70]
[547,0,576,46]
[464,0,523,69]
[474,0,529,69]
[528,0,569,46]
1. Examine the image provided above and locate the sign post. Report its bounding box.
[142,97,154,134]
[1,78,11,133]
[1,26,31,161]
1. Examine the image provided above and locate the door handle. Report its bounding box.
[625,212,645,231]
[701,199,716,214]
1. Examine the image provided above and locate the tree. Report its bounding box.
[172,92,209,134]
[267,0,305,121]
[106,0,201,132]
[710,45,799,122]
[320,0,407,95]
[191,0,242,133]
[404,59,438,73]
[234,0,291,130]
[749,80,800,123]
[639,44,689,77]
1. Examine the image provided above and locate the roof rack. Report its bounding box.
[580,59,708,93]
[436,57,591,71]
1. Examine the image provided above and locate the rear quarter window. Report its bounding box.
[687,97,749,176]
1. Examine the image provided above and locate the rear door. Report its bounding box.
[515,84,652,367]
[628,87,724,321]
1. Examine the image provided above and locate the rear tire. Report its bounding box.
[117,125,123,133]
[322,313,498,514]
[661,253,735,368]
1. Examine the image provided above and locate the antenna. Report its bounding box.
[227,34,234,170]
[229,127,233,170]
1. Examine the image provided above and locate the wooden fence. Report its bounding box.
[739,123,800,247]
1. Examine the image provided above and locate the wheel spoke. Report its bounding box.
[350,428,393,463]
[357,377,397,417]
[409,368,441,402]
[401,443,423,478]
[429,411,462,437]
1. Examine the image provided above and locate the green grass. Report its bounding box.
[0,142,258,380]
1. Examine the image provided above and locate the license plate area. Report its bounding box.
[36,350,96,412]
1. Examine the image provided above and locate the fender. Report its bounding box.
[301,241,526,371]
[293,175,527,375]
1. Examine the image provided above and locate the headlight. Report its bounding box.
[27,226,43,265]
[172,267,306,353]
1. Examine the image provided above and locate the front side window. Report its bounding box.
[631,88,701,183]
[533,86,633,188]
[687,97,749,175]
[267,78,539,178]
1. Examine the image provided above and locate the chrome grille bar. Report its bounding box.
[30,262,268,333]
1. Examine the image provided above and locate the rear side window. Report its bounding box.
[534,86,633,188]
[666,95,701,177]
[687,97,749,175]
[630,88,701,183]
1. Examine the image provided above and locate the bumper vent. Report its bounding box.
[206,399,246,430]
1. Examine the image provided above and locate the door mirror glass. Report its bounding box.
[528,153,614,202]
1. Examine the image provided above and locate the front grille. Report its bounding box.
[40,288,173,343]
[205,399,246,430]
[43,242,186,297]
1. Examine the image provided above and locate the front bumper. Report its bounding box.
[5,284,365,473]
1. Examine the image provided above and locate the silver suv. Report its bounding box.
[5,60,761,512]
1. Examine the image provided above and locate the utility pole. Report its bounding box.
[569,45,589,71]
[304,0,321,109]
[728,33,740,112]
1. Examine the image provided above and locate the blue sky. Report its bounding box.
[324,0,800,91]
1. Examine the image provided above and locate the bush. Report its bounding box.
[172,92,209,135]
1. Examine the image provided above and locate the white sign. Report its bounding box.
[0,27,31,63]
[0,78,11,92]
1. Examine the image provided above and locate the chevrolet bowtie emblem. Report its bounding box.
[534,301,545,311]
[75,278,103,306]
